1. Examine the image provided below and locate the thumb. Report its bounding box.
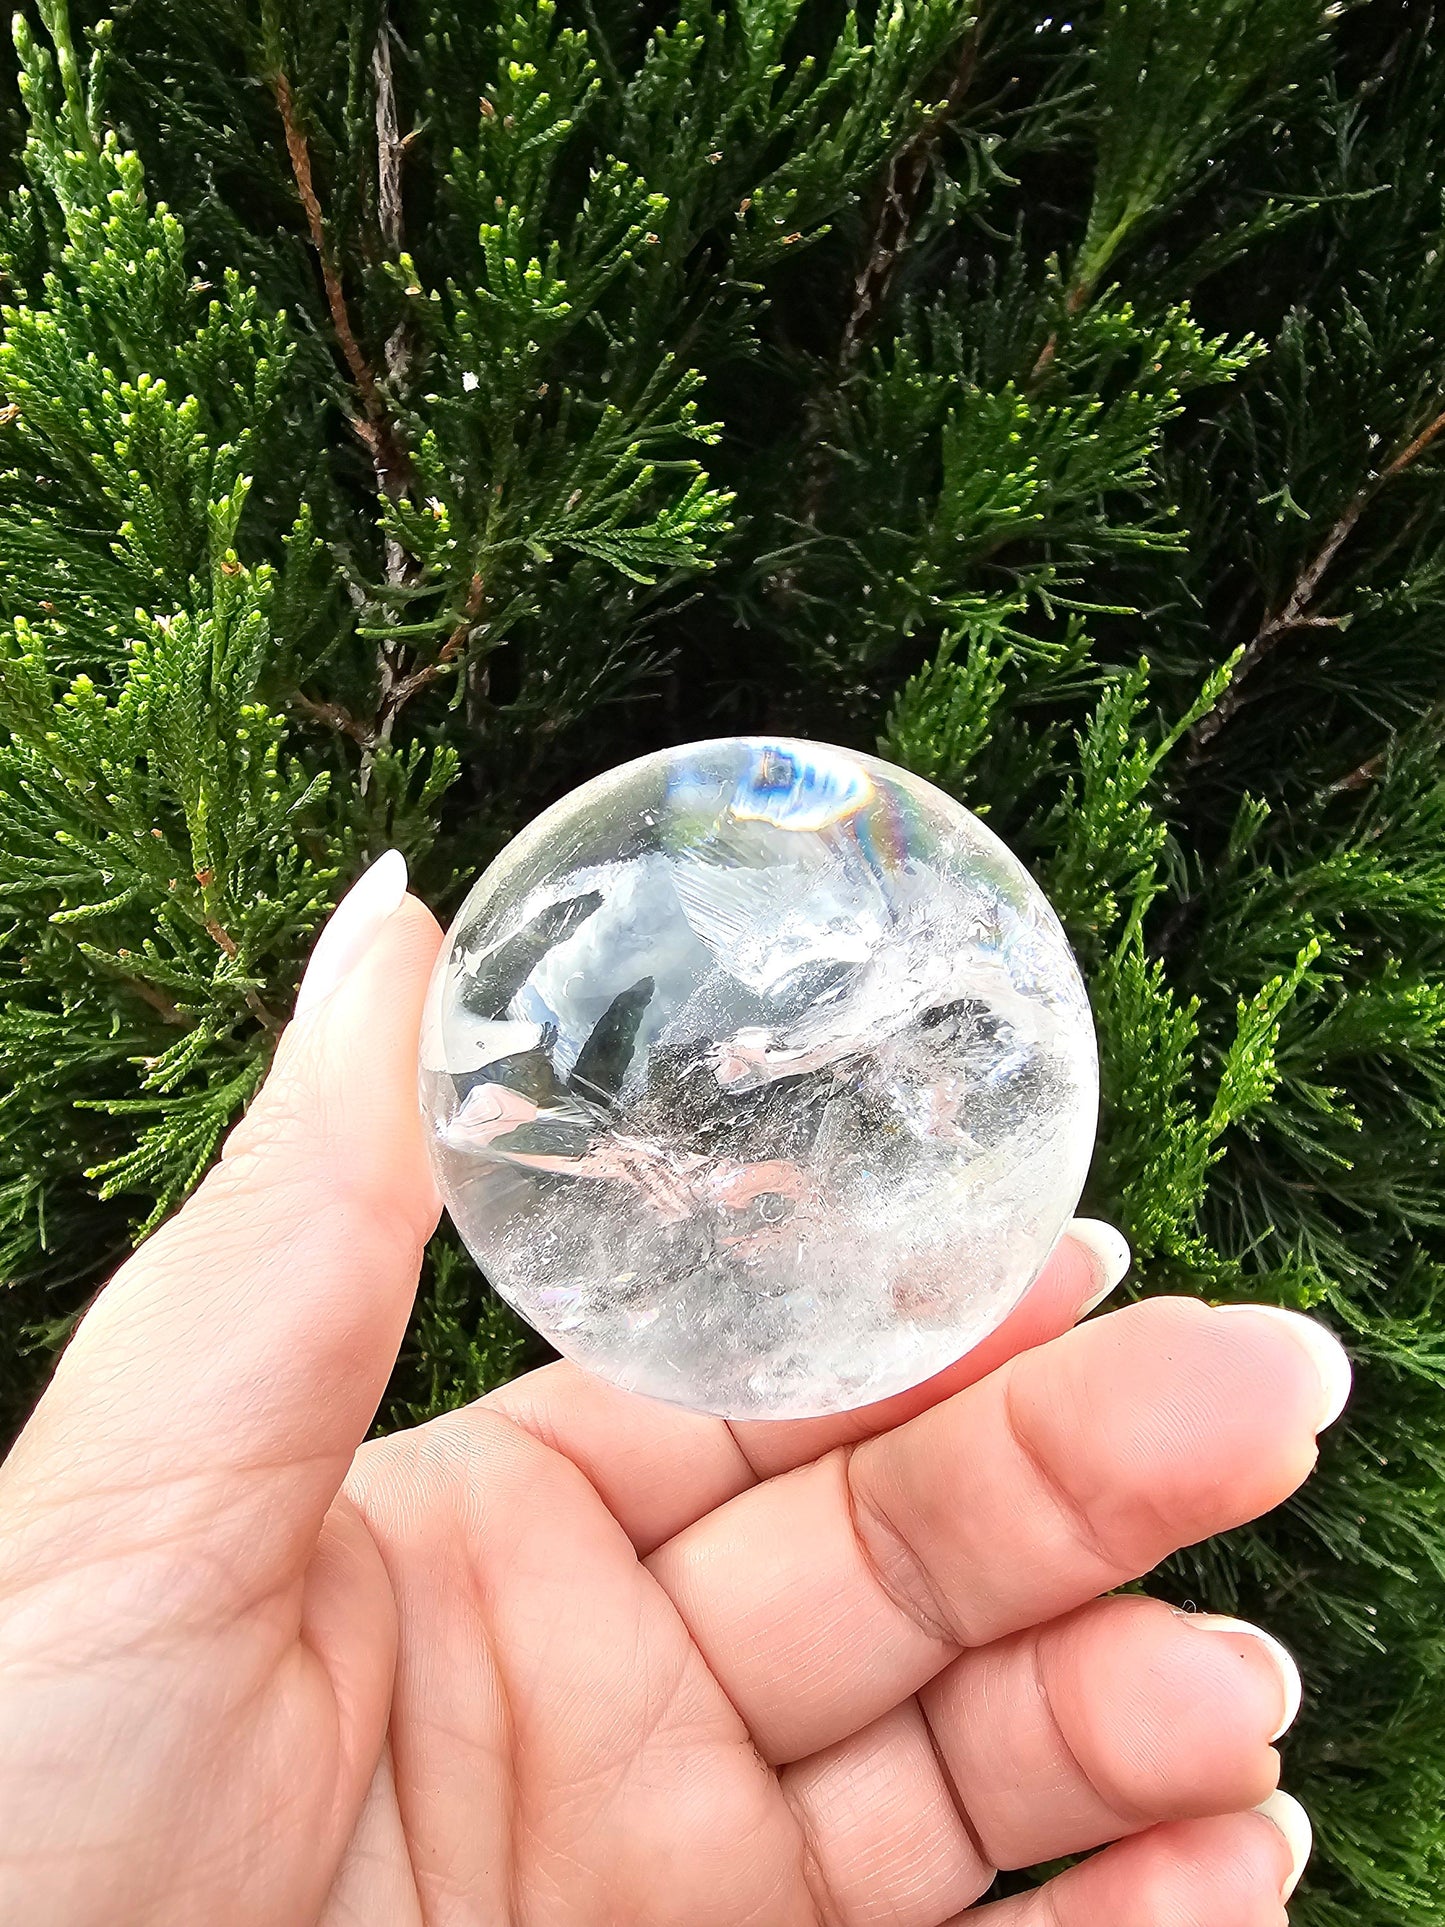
[0,854,444,1608]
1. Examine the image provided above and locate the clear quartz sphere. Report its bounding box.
[420,737,1098,1420]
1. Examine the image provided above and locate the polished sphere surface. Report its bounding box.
[420,737,1098,1418]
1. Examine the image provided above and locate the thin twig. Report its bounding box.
[375,571,487,735]
[240,987,284,1032]
[272,69,408,495]
[290,688,376,747]
[275,32,467,781]
[837,21,986,372]
[272,50,410,774]
[203,918,283,1032]
[59,918,187,1026]
[123,977,186,1027]
[1028,275,1092,388]
[374,27,406,271]
[361,18,421,789]
[202,916,237,958]
[372,24,414,485]
[777,20,986,602]
[1382,397,1445,479]
[360,18,441,786]
[1186,399,1445,765]
[1322,749,1386,797]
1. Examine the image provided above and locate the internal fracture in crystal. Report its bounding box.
[419,737,1098,1419]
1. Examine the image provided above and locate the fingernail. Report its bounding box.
[1256,1789,1312,1900]
[1068,1218,1132,1315]
[1186,1614,1302,1742]
[295,850,408,1017]
[1217,1305,1353,1431]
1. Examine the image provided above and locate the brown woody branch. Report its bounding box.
[775,20,986,603]
[373,27,406,273]
[375,571,487,737]
[1028,275,1092,388]
[370,23,414,501]
[275,32,479,772]
[1321,749,1386,798]
[290,689,376,747]
[272,69,410,498]
[361,20,424,789]
[124,976,185,1027]
[201,914,283,1031]
[241,986,284,1032]
[1185,399,1445,766]
[119,930,279,1034]
[837,21,986,373]
[290,574,486,751]
[202,916,237,958]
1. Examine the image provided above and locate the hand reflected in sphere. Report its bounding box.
[0,856,1346,1926]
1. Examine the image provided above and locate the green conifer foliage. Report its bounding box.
[2,0,1444,1913]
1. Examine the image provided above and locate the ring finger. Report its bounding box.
[647,1297,1346,1764]
[967,1809,1306,1926]
[782,1595,1302,1925]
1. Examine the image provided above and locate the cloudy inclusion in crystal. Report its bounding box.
[419,738,1098,1419]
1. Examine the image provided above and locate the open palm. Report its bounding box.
[0,871,1343,1926]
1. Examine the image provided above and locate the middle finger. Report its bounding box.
[645,1297,1346,1763]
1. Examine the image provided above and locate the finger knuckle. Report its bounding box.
[842,1446,962,1648]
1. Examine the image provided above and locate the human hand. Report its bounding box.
[0,855,1349,1926]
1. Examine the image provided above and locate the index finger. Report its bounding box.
[0,859,443,1612]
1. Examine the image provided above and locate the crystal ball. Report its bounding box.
[420,737,1098,1419]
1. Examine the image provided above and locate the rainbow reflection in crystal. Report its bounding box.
[419,738,1098,1419]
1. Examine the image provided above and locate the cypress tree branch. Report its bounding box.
[35,0,100,167]
[272,51,414,775]
[200,912,283,1032]
[7,9,1445,1910]
[1186,396,1445,763]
